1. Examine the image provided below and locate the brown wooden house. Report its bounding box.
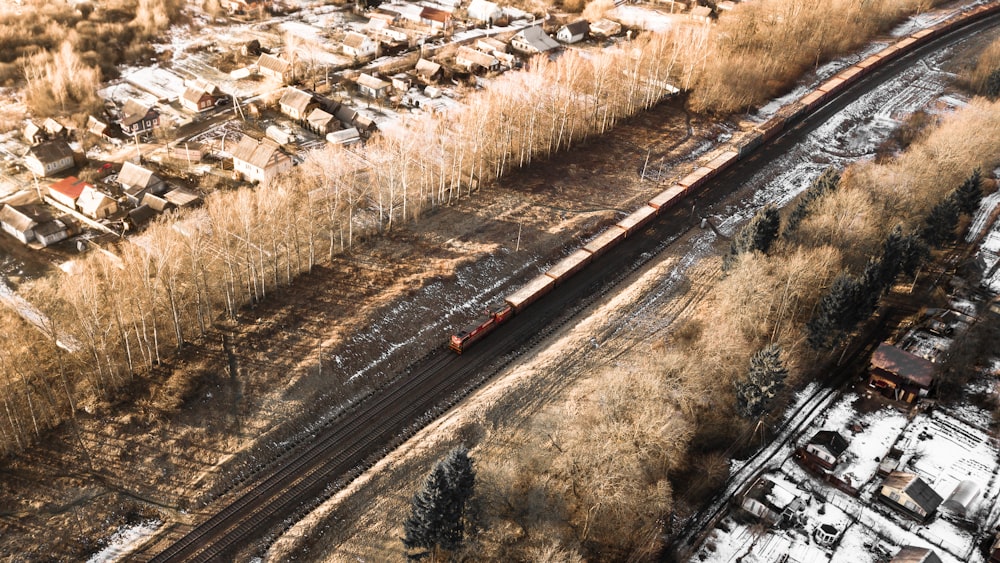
[868,343,935,403]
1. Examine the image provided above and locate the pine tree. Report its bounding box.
[807,272,862,350]
[986,68,1000,98]
[725,204,781,269]
[735,344,788,419]
[955,168,983,215]
[921,193,961,248]
[403,446,476,558]
[784,168,841,237]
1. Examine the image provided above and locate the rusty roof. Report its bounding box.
[870,343,935,388]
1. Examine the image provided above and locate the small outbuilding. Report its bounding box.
[77,185,118,219]
[941,480,981,517]
[306,108,336,135]
[739,476,804,527]
[356,74,391,99]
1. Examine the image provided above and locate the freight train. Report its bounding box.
[449,1,1000,354]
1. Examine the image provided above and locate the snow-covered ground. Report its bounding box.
[86,520,161,563]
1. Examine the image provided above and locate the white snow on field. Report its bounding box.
[123,66,188,102]
[836,406,909,488]
[86,520,160,563]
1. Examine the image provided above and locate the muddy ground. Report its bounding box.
[0,98,725,561]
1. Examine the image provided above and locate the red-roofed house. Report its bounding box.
[47,176,90,210]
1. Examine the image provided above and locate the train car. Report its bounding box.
[878,44,902,62]
[678,166,715,191]
[755,117,785,143]
[799,90,827,112]
[449,303,514,353]
[649,185,687,212]
[894,37,917,52]
[545,249,593,284]
[582,225,627,258]
[911,27,935,41]
[856,53,883,75]
[834,65,863,88]
[818,76,846,97]
[773,102,808,124]
[616,205,658,236]
[734,130,764,158]
[705,150,740,175]
[505,273,556,313]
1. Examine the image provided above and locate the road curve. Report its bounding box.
[148,11,1000,562]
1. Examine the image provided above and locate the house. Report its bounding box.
[368,10,399,26]
[879,472,942,521]
[589,18,622,37]
[342,32,378,59]
[889,546,943,563]
[689,5,713,23]
[356,73,391,99]
[868,343,936,403]
[327,127,361,146]
[306,108,336,135]
[47,176,90,209]
[455,46,499,72]
[279,87,316,120]
[556,20,589,44]
[87,115,114,140]
[420,7,452,30]
[25,140,75,178]
[414,58,443,82]
[180,86,216,113]
[467,0,503,25]
[510,25,560,55]
[117,161,167,206]
[941,480,980,517]
[802,430,850,471]
[0,205,39,244]
[739,476,805,526]
[258,53,293,83]
[231,135,292,185]
[120,99,160,136]
[77,185,118,219]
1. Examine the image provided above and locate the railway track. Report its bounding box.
[148,8,1000,561]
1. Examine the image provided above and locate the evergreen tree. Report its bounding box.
[735,344,788,419]
[807,272,863,350]
[986,67,1000,98]
[955,168,983,215]
[921,192,961,248]
[784,168,841,237]
[725,204,781,269]
[403,446,476,558]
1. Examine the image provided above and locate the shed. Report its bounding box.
[42,118,65,137]
[689,5,713,23]
[326,127,361,146]
[589,18,622,37]
[889,546,943,563]
[941,480,981,516]
[140,192,174,213]
[34,219,68,247]
[24,121,42,144]
[163,188,202,208]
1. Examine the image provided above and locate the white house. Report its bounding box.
[77,186,118,219]
[231,135,293,185]
[25,140,74,178]
[343,32,379,59]
[556,20,589,44]
[356,73,391,99]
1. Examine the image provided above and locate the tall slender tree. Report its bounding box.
[735,344,788,419]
